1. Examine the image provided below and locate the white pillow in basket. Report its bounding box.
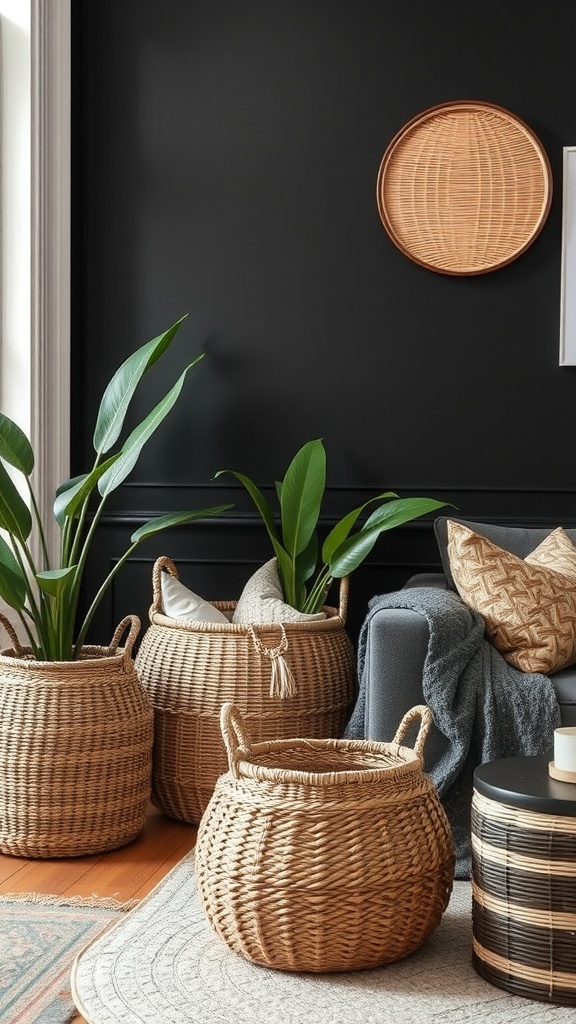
[232,558,326,624]
[161,572,228,624]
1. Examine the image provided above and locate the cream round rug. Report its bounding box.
[71,853,572,1023]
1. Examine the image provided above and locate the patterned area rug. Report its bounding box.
[72,853,575,1024]
[0,891,131,1024]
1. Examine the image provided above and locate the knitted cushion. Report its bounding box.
[447,521,576,674]
[233,558,326,624]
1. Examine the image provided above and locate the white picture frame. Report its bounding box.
[559,146,576,365]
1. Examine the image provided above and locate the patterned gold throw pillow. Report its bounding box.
[447,521,576,674]
[525,526,576,582]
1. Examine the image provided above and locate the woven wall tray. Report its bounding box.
[376,100,552,276]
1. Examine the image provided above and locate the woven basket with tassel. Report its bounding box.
[135,556,356,824]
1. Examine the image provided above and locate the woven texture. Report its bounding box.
[0,615,153,858]
[377,100,552,275]
[472,788,576,1005]
[447,521,576,674]
[232,557,327,623]
[195,703,454,973]
[135,557,356,825]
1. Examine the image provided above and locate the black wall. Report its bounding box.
[70,1,576,650]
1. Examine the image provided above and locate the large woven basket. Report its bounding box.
[135,557,356,825]
[195,702,454,972]
[0,614,153,858]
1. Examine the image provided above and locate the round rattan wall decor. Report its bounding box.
[376,100,552,276]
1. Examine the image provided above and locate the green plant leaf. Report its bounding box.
[130,505,233,544]
[295,533,318,585]
[36,566,76,597]
[213,469,279,543]
[0,461,32,541]
[92,315,189,455]
[280,439,325,557]
[55,473,87,498]
[273,542,297,604]
[321,492,399,564]
[362,497,450,532]
[294,533,319,605]
[213,468,296,599]
[0,413,34,475]
[326,497,450,578]
[326,528,386,578]
[98,361,202,497]
[53,457,122,526]
[0,535,27,608]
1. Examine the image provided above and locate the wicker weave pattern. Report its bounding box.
[377,100,552,276]
[0,616,153,858]
[136,557,356,824]
[195,703,454,973]
[472,789,576,1005]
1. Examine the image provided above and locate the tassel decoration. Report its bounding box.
[247,624,298,698]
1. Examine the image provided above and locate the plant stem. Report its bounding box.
[8,537,43,635]
[72,539,141,658]
[12,606,41,658]
[301,568,332,614]
[27,479,51,570]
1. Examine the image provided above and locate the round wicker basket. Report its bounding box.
[377,99,552,275]
[135,557,356,825]
[195,703,455,973]
[0,614,153,858]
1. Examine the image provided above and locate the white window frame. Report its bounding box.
[31,0,70,560]
[0,0,70,568]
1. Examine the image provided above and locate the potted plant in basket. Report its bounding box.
[133,439,451,829]
[0,314,232,859]
[215,437,450,615]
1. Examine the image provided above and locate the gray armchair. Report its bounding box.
[361,517,576,775]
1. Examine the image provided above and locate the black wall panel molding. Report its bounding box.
[83,497,576,652]
[71,2,576,648]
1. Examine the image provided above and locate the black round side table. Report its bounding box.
[472,755,576,1006]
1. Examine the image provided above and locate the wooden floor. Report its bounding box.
[0,803,198,1024]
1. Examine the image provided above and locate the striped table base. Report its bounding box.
[471,789,576,1005]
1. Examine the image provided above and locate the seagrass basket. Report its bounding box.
[0,614,153,858]
[194,702,455,972]
[376,100,552,276]
[135,556,356,825]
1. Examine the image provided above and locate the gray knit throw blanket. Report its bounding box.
[344,587,561,878]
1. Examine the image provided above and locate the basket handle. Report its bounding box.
[220,702,253,779]
[336,575,349,623]
[108,615,141,660]
[0,613,25,657]
[392,705,433,762]
[151,555,179,612]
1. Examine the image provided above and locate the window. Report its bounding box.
[0,0,70,567]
